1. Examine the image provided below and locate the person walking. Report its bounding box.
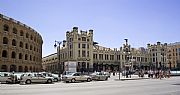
[168,69,171,78]
[159,70,162,80]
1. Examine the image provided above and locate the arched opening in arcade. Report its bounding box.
[18,66,23,72]
[1,65,7,72]
[24,66,28,72]
[10,65,17,72]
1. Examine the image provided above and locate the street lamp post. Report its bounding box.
[54,40,62,78]
[119,60,121,80]
[123,39,131,78]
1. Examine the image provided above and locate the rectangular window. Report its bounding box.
[78,50,80,57]
[87,44,89,49]
[70,51,72,58]
[69,44,73,49]
[87,51,89,57]
[78,43,80,48]
[82,50,86,57]
[112,55,114,60]
[82,44,86,48]
[99,54,103,60]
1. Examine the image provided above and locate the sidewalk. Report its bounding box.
[110,73,149,81]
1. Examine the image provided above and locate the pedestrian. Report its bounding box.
[148,70,150,78]
[159,70,162,80]
[138,70,141,78]
[149,69,152,78]
[141,70,144,78]
[168,69,171,78]
[150,70,153,78]
[113,71,115,76]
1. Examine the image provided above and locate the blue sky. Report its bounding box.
[0,0,180,57]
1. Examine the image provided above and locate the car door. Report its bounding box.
[31,74,39,83]
[74,73,81,81]
[37,74,46,83]
[0,73,7,82]
[80,74,87,81]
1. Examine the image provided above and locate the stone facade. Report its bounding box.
[168,42,180,69]
[0,14,43,72]
[147,42,168,70]
[42,27,151,73]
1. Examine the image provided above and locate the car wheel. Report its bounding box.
[25,79,31,84]
[47,79,52,84]
[71,78,76,83]
[87,78,91,82]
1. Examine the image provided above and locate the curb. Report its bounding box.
[114,78,150,81]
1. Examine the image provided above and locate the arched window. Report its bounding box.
[30,45,32,50]
[30,55,32,61]
[19,41,23,48]
[25,54,28,60]
[2,50,7,58]
[12,39,16,46]
[13,27,17,34]
[25,43,28,49]
[26,33,29,38]
[19,53,22,59]
[3,37,8,44]
[20,30,24,36]
[3,24,9,31]
[11,51,16,59]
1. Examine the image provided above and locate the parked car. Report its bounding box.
[62,71,74,75]
[170,71,180,76]
[0,72,14,83]
[40,72,60,82]
[52,73,61,81]
[62,72,92,83]
[20,73,54,84]
[90,72,108,81]
[102,72,111,78]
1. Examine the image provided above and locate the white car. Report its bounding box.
[90,72,108,81]
[20,73,54,84]
[40,72,60,82]
[0,72,14,83]
[102,72,111,78]
[62,72,92,83]
[51,73,61,81]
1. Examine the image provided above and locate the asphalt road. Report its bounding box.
[1,76,180,95]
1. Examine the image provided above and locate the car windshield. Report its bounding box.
[66,72,74,75]
[63,71,74,75]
